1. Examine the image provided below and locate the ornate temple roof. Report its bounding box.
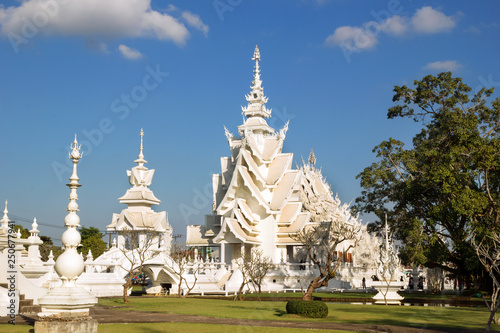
[107,130,169,232]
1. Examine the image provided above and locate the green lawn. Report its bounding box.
[99,296,499,331]
[98,323,357,333]
[0,325,33,333]
[1,295,496,333]
[241,291,376,299]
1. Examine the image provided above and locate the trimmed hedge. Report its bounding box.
[285,300,328,318]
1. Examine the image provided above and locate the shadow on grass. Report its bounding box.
[274,309,287,317]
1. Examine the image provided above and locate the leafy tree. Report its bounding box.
[13,224,30,238]
[78,226,106,258]
[354,72,500,285]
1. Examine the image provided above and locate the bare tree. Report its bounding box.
[235,256,251,301]
[234,248,272,301]
[118,229,159,303]
[473,233,500,332]
[292,209,360,301]
[247,248,272,300]
[170,244,200,298]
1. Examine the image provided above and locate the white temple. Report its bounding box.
[185,46,379,291]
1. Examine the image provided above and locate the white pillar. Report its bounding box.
[220,243,226,264]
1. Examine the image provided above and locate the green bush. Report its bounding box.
[285,300,328,318]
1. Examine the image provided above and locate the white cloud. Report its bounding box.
[325,25,378,50]
[464,25,481,34]
[380,15,409,36]
[411,6,456,34]
[0,0,208,46]
[181,11,209,37]
[118,44,143,60]
[86,40,109,54]
[424,60,461,72]
[326,6,457,53]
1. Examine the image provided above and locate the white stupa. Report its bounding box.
[37,135,98,318]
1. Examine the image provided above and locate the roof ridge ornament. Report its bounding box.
[308,148,316,166]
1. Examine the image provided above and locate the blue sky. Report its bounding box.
[0,0,499,244]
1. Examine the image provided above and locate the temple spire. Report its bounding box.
[308,148,316,165]
[241,45,272,120]
[134,128,147,168]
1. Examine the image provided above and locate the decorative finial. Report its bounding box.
[31,217,39,233]
[252,45,260,61]
[139,128,144,159]
[135,129,147,167]
[86,249,93,262]
[1,200,9,230]
[69,134,82,161]
[224,126,233,141]
[308,148,316,165]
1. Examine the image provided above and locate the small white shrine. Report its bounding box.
[372,217,404,305]
[106,129,173,252]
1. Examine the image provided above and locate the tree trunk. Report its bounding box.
[235,282,245,301]
[178,277,183,298]
[303,283,317,300]
[486,297,500,332]
[302,276,324,301]
[123,275,133,303]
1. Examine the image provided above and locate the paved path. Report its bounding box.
[1,305,497,333]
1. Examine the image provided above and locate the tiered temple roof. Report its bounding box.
[187,46,339,262]
[107,130,170,233]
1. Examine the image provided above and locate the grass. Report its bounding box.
[1,295,496,332]
[0,325,33,333]
[241,292,376,299]
[99,296,499,331]
[97,323,357,333]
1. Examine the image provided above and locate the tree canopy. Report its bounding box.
[78,226,106,259]
[354,72,500,284]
